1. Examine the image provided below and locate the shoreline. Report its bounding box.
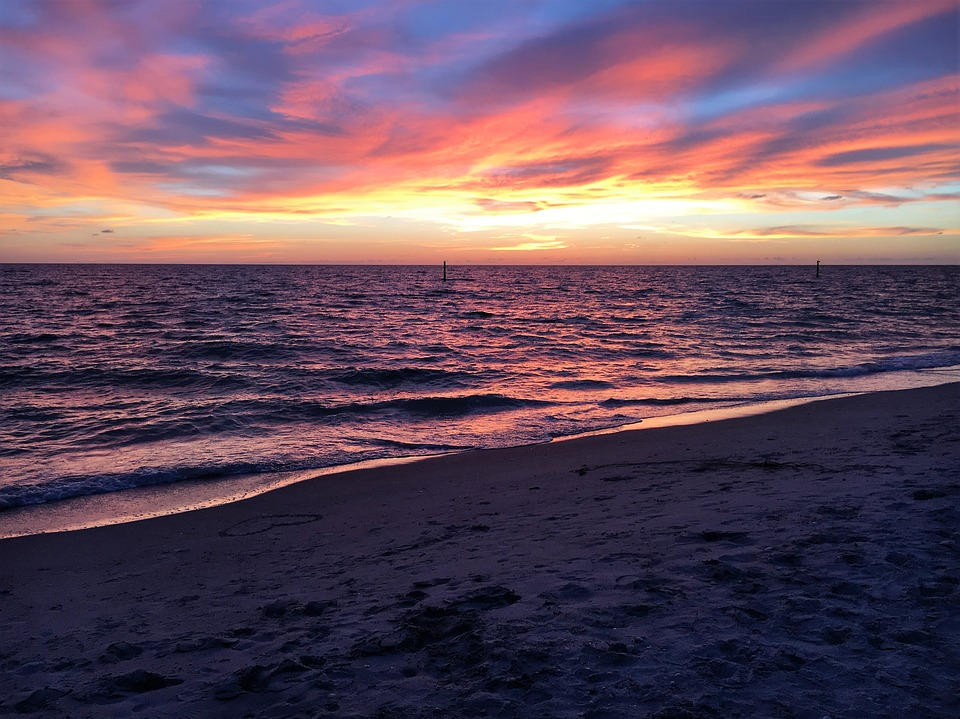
[1,382,957,717]
[2,374,958,540]
[0,390,893,540]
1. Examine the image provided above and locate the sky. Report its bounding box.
[1,0,958,264]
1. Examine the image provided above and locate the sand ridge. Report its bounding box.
[0,384,957,718]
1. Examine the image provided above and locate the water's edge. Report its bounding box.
[3,377,956,540]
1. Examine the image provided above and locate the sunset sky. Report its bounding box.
[1,0,958,264]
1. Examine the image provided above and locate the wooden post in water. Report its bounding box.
[816,260,820,278]
[442,261,447,282]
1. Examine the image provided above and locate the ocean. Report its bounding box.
[2,264,958,522]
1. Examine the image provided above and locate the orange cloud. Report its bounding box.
[2,0,956,263]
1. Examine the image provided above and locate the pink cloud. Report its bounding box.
[1,0,956,261]
[777,0,958,74]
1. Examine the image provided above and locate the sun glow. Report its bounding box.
[1,0,957,263]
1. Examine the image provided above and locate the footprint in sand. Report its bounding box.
[218,513,324,537]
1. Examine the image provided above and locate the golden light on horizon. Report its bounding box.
[1,1,957,264]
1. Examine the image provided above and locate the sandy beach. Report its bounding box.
[1,383,957,718]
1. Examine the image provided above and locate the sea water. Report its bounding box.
[2,264,958,516]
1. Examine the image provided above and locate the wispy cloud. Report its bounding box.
[1,0,957,262]
[489,237,568,252]
[661,225,956,241]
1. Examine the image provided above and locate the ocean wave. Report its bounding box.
[111,393,553,439]
[197,393,553,426]
[0,461,280,511]
[5,332,67,344]
[329,367,477,388]
[361,437,474,451]
[0,365,253,392]
[170,338,296,361]
[662,349,960,384]
[460,310,497,319]
[3,391,555,454]
[600,396,737,408]
[0,444,466,510]
[549,379,617,390]
[314,393,554,420]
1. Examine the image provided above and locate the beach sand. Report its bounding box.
[1,384,957,718]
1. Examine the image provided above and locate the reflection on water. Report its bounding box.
[1,264,958,513]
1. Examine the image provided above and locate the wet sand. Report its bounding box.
[1,384,957,718]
